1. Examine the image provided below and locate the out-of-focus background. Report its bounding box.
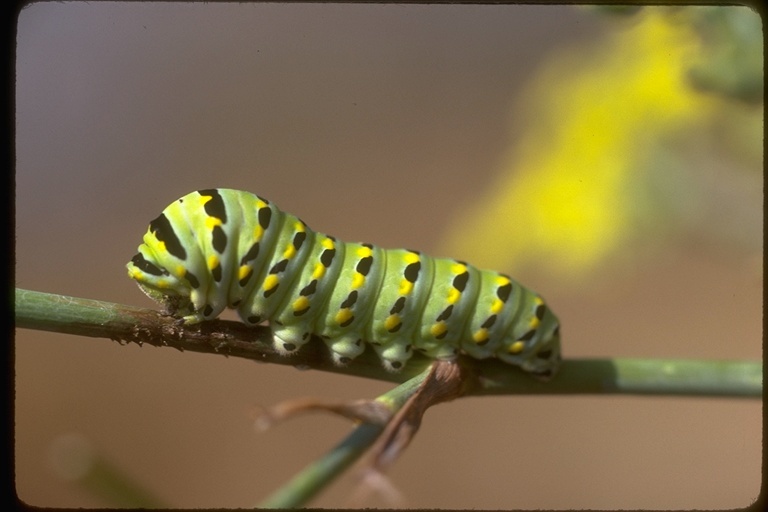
[15,4,762,509]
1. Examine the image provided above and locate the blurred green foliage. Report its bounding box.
[686,6,763,104]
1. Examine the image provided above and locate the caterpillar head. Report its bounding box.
[126,240,213,323]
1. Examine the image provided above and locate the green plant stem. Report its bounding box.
[15,288,762,397]
[260,423,384,509]
[461,357,762,398]
[258,371,428,509]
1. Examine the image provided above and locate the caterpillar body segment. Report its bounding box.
[128,189,561,377]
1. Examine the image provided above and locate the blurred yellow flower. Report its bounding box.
[440,7,757,281]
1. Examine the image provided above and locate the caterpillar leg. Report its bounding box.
[372,342,414,372]
[427,344,460,362]
[271,325,312,356]
[324,336,365,365]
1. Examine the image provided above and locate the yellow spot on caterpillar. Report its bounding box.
[399,279,413,295]
[404,252,420,264]
[283,244,296,259]
[322,237,335,249]
[263,274,280,292]
[173,265,186,278]
[529,316,541,330]
[491,298,504,314]
[384,314,401,331]
[447,287,461,304]
[451,262,467,274]
[238,265,251,281]
[496,275,511,286]
[253,225,264,240]
[208,255,219,271]
[473,328,489,344]
[205,216,222,230]
[312,262,326,280]
[352,272,365,289]
[508,340,526,354]
[335,308,353,326]
[357,246,373,258]
[292,296,310,312]
[430,321,447,338]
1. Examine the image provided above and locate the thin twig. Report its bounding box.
[258,369,430,509]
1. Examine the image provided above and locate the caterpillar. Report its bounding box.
[127,189,561,378]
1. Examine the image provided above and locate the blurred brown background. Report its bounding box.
[15,3,761,509]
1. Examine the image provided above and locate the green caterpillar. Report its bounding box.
[127,189,561,377]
